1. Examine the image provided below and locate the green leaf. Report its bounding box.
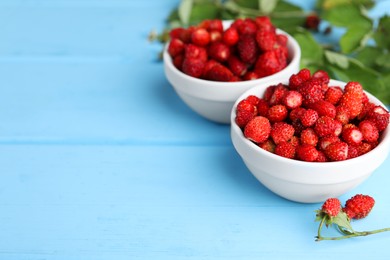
[374,15,390,50]
[324,50,349,69]
[332,211,354,231]
[340,23,372,54]
[355,46,384,68]
[323,4,369,28]
[273,0,302,12]
[317,0,374,10]
[259,0,278,14]
[189,2,221,24]
[233,0,259,9]
[378,74,390,104]
[376,53,390,72]
[293,31,324,68]
[178,0,194,25]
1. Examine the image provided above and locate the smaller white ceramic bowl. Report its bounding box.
[164,23,301,124]
[231,79,390,203]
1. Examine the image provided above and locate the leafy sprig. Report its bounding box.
[150,0,390,104]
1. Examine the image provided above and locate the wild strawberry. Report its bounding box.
[237,18,257,35]
[359,120,379,142]
[254,50,284,77]
[209,30,222,43]
[227,56,247,77]
[316,150,328,162]
[268,83,288,106]
[344,81,363,94]
[222,27,239,46]
[244,116,271,143]
[344,194,375,220]
[289,107,306,122]
[300,109,319,127]
[325,86,343,105]
[308,100,336,118]
[169,27,186,40]
[237,34,258,64]
[357,101,376,121]
[324,141,348,161]
[259,139,276,153]
[191,28,210,46]
[263,85,276,102]
[366,105,390,132]
[300,128,319,146]
[235,99,257,128]
[172,54,184,70]
[168,38,185,57]
[254,16,275,32]
[208,19,223,32]
[289,135,300,147]
[276,34,288,46]
[245,95,260,106]
[291,120,305,135]
[335,105,350,125]
[181,58,205,78]
[289,68,311,90]
[270,122,295,144]
[312,70,330,85]
[256,98,269,117]
[184,44,207,61]
[305,14,320,31]
[298,78,324,106]
[314,116,340,137]
[275,141,296,159]
[347,144,360,159]
[318,135,340,151]
[341,127,363,145]
[242,71,260,81]
[357,142,375,156]
[282,90,303,109]
[203,63,233,81]
[296,144,319,162]
[339,91,363,120]
[208,42,230,62]
[267,104,288,122]
[321,198,341,217]
[256,29,277,52]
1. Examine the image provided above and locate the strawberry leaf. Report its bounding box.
[373,15,390,50]
[332,211,353,232]
[340,23,372,54]
[324,50,349,69]
[259,0,278,14]
[178,0,194,25]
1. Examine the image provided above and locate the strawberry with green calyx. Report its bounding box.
[315,195,390,241]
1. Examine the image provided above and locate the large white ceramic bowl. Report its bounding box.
[164,22,301,124]
[231,79,390,203]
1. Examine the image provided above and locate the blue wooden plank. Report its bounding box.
[0,145,389,259]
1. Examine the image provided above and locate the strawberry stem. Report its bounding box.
[316,223,390,241]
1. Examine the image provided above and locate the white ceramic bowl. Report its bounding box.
[163,22,301,124]
[231,79,390,203]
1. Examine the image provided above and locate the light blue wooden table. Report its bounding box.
[1,0,390,259]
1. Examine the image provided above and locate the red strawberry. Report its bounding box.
[312,70,330,85]
[300,128,319,146]
[168,38,185,57]
[256,98,269,117]
[222,27,239,46]
[308,100,336,118]
[237,34,258,64]
[203,63,233,81]
[254,50,284,77]
[227,56,247,77]
[242,71,260,81]
[254,16,275,32]
[335,105,350,125]
[184,44,207,61]
[296,144,319,162]
[256,29,277,52]
[267,104,288,122]
[191,28,210,46]
[341,127,363,145]
[209,30,222,43]
[275,141,296,159]
[289,107,306,122]
[208,42,230,62]
[282,90,303,109]
[314,116,340,137]
[237,18,258,35]
[259,139,276,153]
[366,105,390,132]
[289,68,311,90]
[359,120,379,142]
[339,91,363,120]
[181,58,205,78]
[316,150,328,162]
[318,135,340,151]
[244,116,271,143]
[344,194,375,219]
[268,83,288,106]
[324,141,348,161]
[172,54,184,70]
[270,122,295,144]
[325,86,343,105]
[245,95,260,106]
[298,78,324,106]
[321,198,341,217]
[208,19,223,32]
[276,34,288,46]
[300,109,319,127]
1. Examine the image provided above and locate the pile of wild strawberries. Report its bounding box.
[235,68,390,162]
[167,16,289,82]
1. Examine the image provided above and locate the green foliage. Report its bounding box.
[152,0,390,105]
